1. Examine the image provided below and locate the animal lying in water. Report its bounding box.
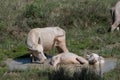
[50,52,88,67]
[86,53,105,65]
[86,53,105,73]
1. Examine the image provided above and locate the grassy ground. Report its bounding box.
[0,0,120,80]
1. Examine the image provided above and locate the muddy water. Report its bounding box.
[101,58,117,74]
[5,58,117,74]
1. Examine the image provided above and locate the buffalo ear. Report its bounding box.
[86,55,90,57]
[86,55,90,60]
[76,57,85,65]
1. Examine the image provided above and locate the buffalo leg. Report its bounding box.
[111,21,120,32]
[30,53,34,63]
[55,36,69,53]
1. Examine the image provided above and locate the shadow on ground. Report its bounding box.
[5,53,52,71]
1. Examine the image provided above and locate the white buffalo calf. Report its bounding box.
[110,1,120,32]
[86,53,105,73]
[26,27,69,63]
[50,52,88,67]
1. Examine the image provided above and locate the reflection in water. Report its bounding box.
[5,58,117,74]
[101,58,117,74]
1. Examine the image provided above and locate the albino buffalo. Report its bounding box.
[26,27,69,63]
[86,53,105,73]
[50,52,88,67]
[110,1,120,32]
[86,53,105,65]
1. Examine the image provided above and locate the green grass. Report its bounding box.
[0,69,47,80]
[1,0,120,58]
[0,67,104,80]
[0,0,120,80]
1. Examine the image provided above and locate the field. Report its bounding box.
[0,0,120,80]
